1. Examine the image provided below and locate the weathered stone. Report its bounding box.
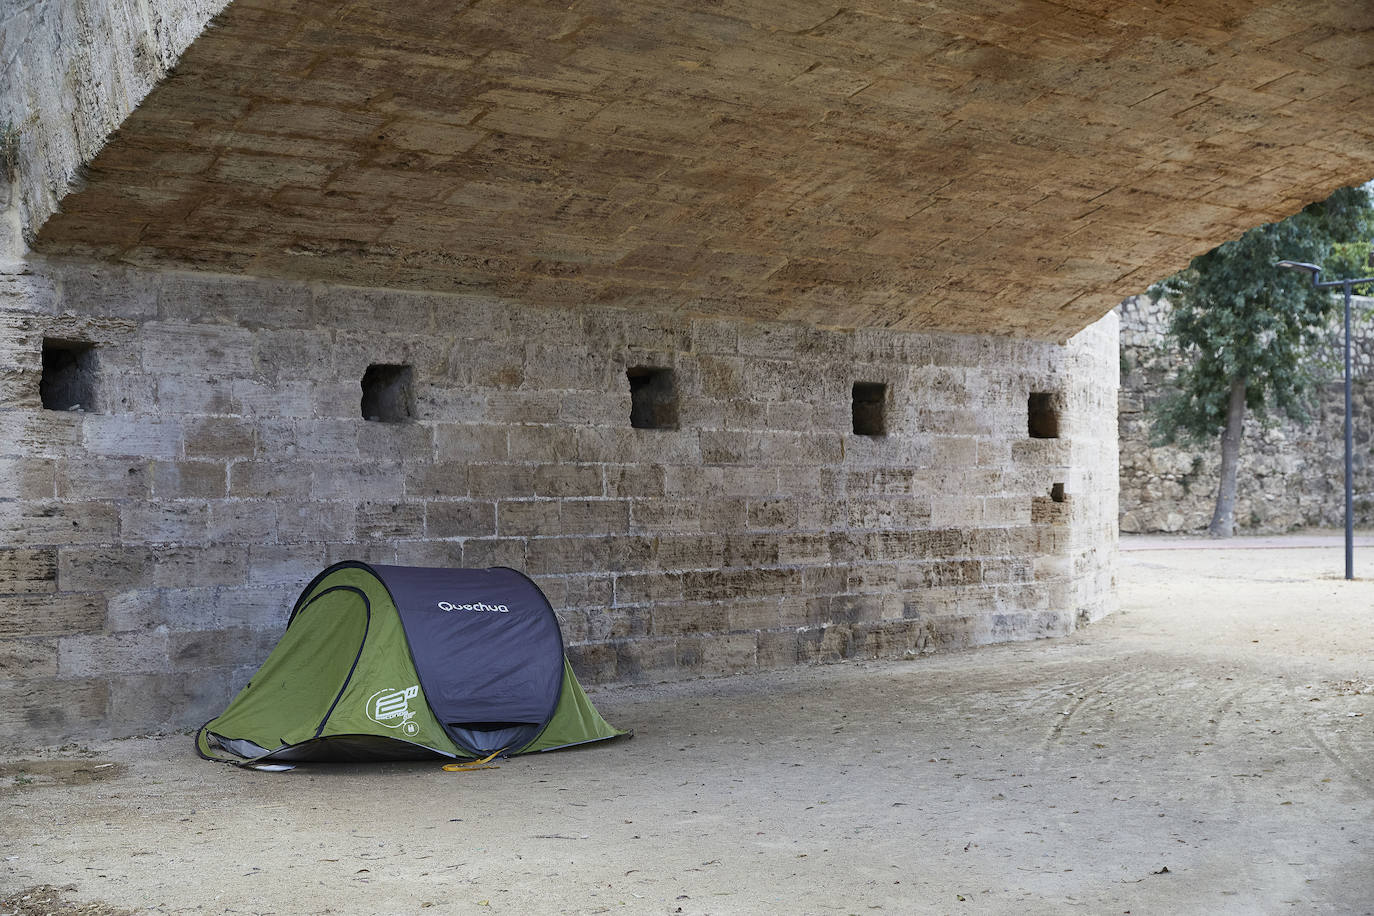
[0,677,108,738]
[0,548,58,594]
[0,260,1119,744]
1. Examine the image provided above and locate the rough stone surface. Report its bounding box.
[1118,293,1374,533]
[0,0,228,258]
[0,259,1117,742]
[16,0,1374,339]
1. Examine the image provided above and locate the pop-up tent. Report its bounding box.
[196,562,626,767]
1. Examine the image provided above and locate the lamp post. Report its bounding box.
[1275,260,1374,580]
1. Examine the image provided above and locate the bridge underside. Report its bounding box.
[31,0,1374,339]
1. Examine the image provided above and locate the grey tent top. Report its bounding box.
[294,562,567,757]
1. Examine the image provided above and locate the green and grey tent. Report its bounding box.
[196,562,626,767]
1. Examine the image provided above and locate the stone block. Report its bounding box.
[0,548,58,594]
[497,500,559,537]
[566,641,618,684]
[171,627,279,671]
[747,499,797,530]
[525,536,609,576]
[405,462,470,499]
[533,463,603,498]
[83,416,183,459]
[259,418,360,460]
[723,533,779,568]
[59,630,170,677]
[0,637,58,677]
[394,540,463,568]
[357,421,434,462]
[247,545,326,587]
[155,375,237,415]
[462,537,527,569]
[631,498,701,533]
[604,464,665,498]
[141,322,255,375]
[108,669,235,734]
[651,600,727,636]
[184,417,257,458]
[483,391,559,423]
[9,409,82,458]
[309,461,405,500]
[208,500,281,543]
[120,500,211,545]
[231,379,314,418]
[102,590,163,633]
[507,425,578,463]
[469,464,535,498]
[564,574,613,609]
[356,501,425,540]
[159,586,295,632]
[559,499,630,535]
[0,457,56,498]
[277,501,358,543]
[681,567,795,601]
[756,629,800,668]
[327,542,398,567]
[556,392,626,427]
[678,632,757,675]
[612,638,679,682]
[59,546,152,593]
[690,318,738,355]
[427,501,496,538]
[0,677,107,739]
[0,499,120,545]
[153,460,226,498]
[56,458,152,500]
[230,458,316,502]
[777,533,831,565]
[607,536,656,572]
[654,534,725,571]
[613,571,683,605]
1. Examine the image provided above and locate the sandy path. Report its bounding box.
[3,539,1372,915]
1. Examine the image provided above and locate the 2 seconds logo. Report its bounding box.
[437,600,510,613]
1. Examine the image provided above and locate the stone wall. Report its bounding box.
[1,257,1118,744]
[1118,294,1374,533]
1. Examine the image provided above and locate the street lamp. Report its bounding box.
[1276,259,1374,580]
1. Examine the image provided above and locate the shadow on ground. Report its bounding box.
[4,539,1373,915]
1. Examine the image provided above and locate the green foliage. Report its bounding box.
[1150,185,1374,447]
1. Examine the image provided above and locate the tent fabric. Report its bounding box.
[196,562,626,767]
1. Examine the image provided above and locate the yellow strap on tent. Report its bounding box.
[442,749,504,772]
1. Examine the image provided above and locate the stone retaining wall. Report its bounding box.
[1,258,1118,743]
[1118,294,1374,533]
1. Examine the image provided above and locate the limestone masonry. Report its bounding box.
[0,261,1116,741]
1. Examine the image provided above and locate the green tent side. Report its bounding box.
[522,658,627,753]
[196,563,627,767]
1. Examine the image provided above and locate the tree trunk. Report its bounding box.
[1209,376,1247,538]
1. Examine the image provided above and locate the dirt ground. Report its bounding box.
[3,536,1373,915]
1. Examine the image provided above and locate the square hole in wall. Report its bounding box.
[1028,391,1061,439]
[361,364,415,423]
[40,338,97,412]
[628,366,679,430]
[852,382,887,436]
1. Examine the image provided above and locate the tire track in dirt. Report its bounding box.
[1300,720,1374,798]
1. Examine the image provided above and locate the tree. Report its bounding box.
[1149,185,1374,537]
